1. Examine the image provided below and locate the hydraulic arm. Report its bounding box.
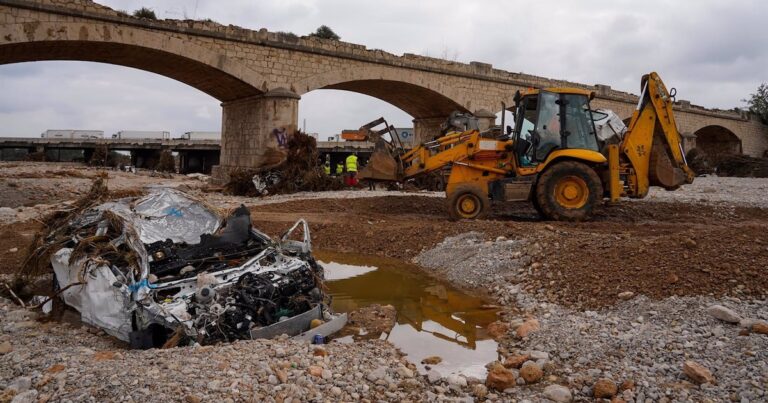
[609,72,695,201]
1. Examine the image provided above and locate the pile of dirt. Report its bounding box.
[24,151,46,162]
[685,148,712,175]
[715,154,768,177]
[527,202,768,309]
[224,132,344,196]
[685,148,768,178]
[338,304,397,340]
[2,169,92,179]
[0,220,43,275]
[247,194,768,309]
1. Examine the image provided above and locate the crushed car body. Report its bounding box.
[47,187,342,348]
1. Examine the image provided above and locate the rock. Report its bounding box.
[313,347,328,357]
[503,354,530,369]
[486,366,516,391]
[666,273,679,284]
[446,374,467,388]
[0,341,12,354]
[683,237,697,248]
[8,247,18,253]
[472,384,488,398]
[10,390,38,403]
[330,386,342,396]
[706,305,741,324]
[487,320,510,339]
[516,318,540,338]
[593,378,618,398]
[308,365,323,377]
[683,360,715,385]
[396,366,414,378]
[427,369,442,384]
[618,291,634,300]
[184,395,202,403]
[275,369,288,383]
[367,366,388,382]
[206,380,220,391]
[421,356,442,365]
[619,379,635,392]
[543,384,572,402]
[520,362,543,384]
[751,321,768,335]
[321,369,332,380]
[529,351,549,360]
[8,376,32,393]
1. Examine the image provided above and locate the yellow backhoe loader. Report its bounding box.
[359,72,695,221]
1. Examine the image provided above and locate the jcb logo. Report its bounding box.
[636,145,646,156]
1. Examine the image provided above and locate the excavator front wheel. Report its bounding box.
[447,185,490,221]
[535,161,603,221]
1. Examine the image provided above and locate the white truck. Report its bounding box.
[180,131,220,140]
[112,131,170,140]
[41,130,104,139]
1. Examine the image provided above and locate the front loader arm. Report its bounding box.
[620,72,695,198]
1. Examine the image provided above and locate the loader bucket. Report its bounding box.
[358,140,400,181]
[649,136,687,190]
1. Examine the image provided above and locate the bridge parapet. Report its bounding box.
[4,0,748,123]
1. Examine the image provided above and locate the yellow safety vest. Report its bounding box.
[346,155,358,172]
[323,163,331,175]
[336,163,344,175]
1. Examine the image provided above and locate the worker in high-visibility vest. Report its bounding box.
[335,162,344,176]
[345,153,359,186]
[322,154,331,176]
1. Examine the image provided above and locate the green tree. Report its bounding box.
[132,7,157,20]
[156,150,176,173]
[310,25,340,41]
[277,31,299,41]
[744,83,768,124]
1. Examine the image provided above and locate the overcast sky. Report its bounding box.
[1,0,766,138]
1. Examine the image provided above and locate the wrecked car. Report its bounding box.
[46,187,343,348]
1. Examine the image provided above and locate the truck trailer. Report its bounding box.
[180,131,220,140]
[41,130,104,139]
[112,131,170,140]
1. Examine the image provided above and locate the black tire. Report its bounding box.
[535,161,603,221]
[447,185,490,221]
[531,193,544,217]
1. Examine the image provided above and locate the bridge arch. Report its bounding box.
[295,65,469,118]
[693,125,742,156]
[0,22,267,101]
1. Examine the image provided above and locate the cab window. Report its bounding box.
[535,91,561,161]
[562,94,599,152]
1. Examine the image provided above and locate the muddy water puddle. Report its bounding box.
[315,250,500,378]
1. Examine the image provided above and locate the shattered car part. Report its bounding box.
[48,187,338,348]
[252,171,282,196]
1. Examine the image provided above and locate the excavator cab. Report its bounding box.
[512,89,601,166]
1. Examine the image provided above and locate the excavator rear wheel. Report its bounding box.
[447,185,490,221]
[535,161,603,221]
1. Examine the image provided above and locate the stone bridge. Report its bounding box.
[1,0,766,180]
